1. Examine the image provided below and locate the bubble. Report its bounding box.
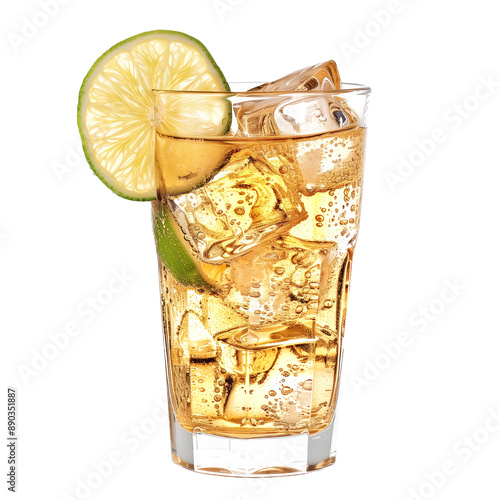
[323,300,333,309]
[214,395,222,401]
[234,207,245,216]
[268,390,277,397]
[295,305,304,313]
[315,215,324,222]
[196,231,205,239]
[278,165,289,174]
[275,267,285,275]
[282,371,290,377]
[281,386,293,395]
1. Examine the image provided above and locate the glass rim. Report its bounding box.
[152,82,371,97]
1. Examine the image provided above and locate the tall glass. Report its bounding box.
[152,85,370,476]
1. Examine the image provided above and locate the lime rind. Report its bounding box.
[153,203,210,288]
[77,30,231,201]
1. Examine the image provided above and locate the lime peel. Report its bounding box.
[77,30,230,201]
[153,203,226,288]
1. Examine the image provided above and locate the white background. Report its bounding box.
[2,0,500,499]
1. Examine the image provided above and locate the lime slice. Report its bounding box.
[153,203,226,288]
[78,30,230,200]
[155,136,234,195]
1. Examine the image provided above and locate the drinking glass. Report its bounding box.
[152,84,370,476]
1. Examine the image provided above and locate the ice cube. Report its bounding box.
[218,236,333,327]
[223,344,315,426]
[168,150,306,263]
[179,311,217,360]
[235,95,354,137]
[291,126,366,194]
[249,60,341,92]
[234,61,356,137]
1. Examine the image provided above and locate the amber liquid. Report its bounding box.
[155,127,365,438]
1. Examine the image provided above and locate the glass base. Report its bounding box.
[170,417,338,477]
